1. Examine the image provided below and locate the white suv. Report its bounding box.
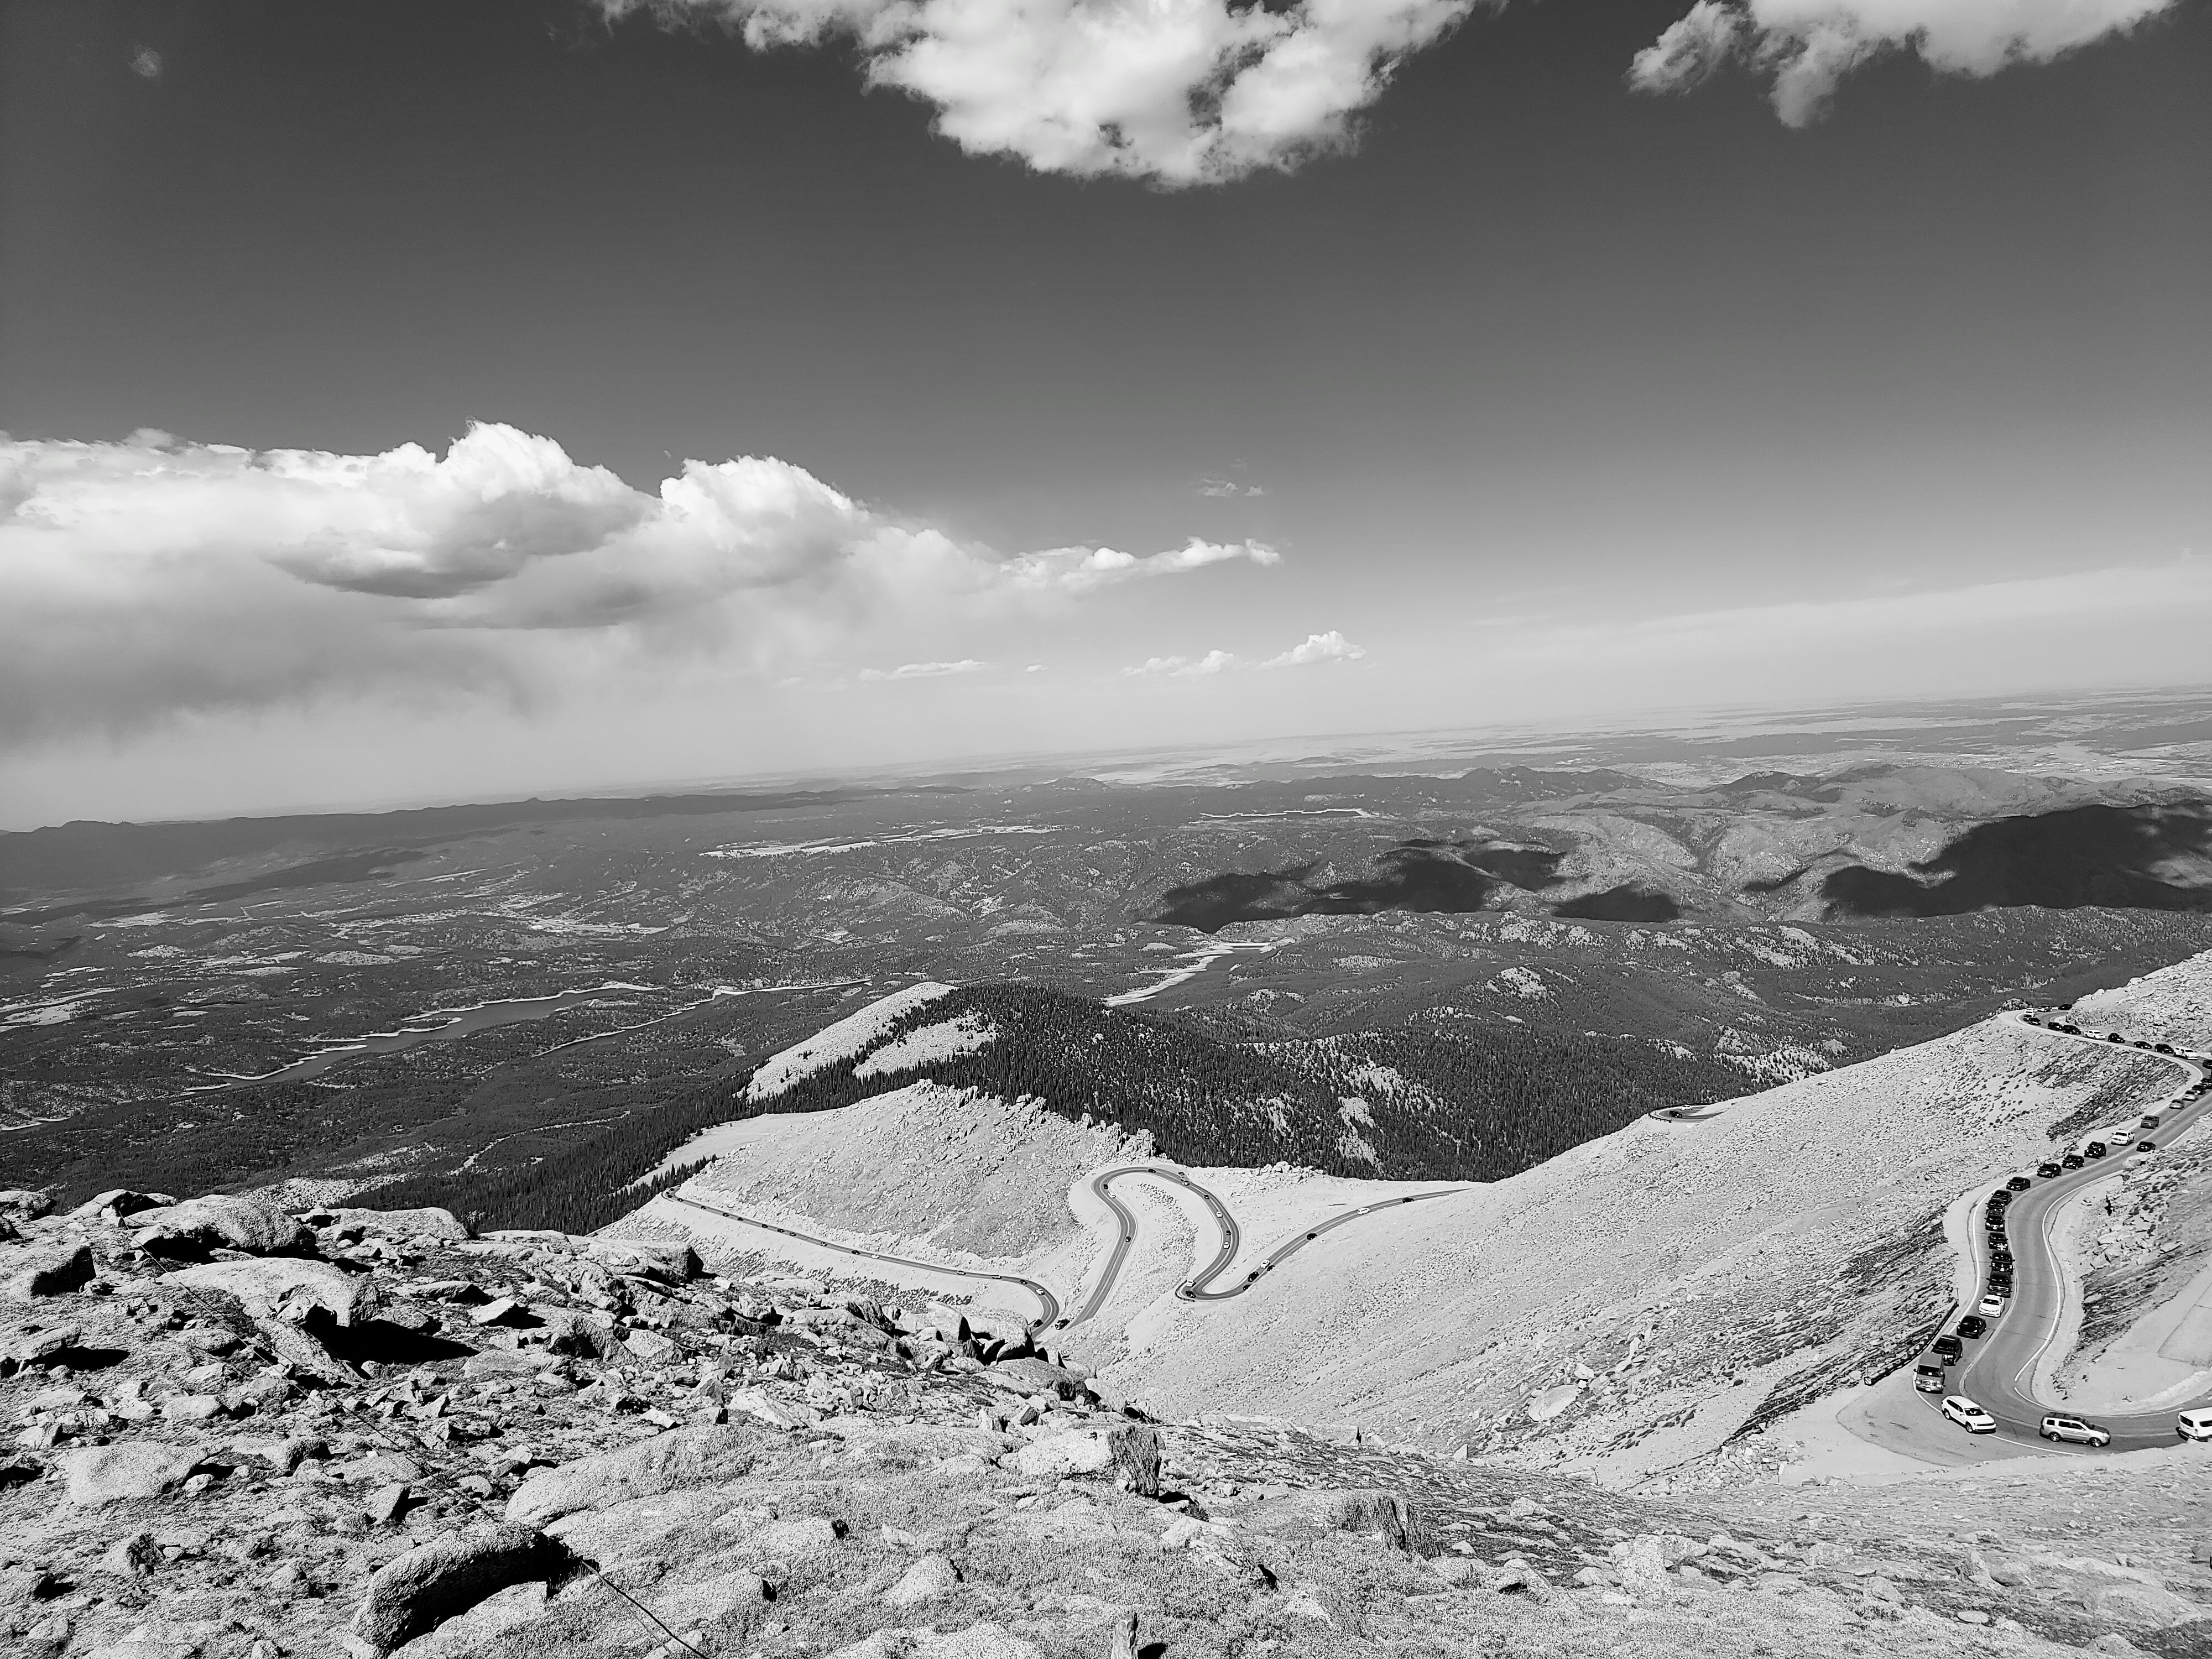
[2178,1408,2212,1443]
[2039,1415,2111,1447]
[1978,1292,2008,1318]
[1941,1396,1996,1434]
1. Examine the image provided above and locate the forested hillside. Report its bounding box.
[349,982,1754,1230]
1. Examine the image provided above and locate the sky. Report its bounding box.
[2,0,2208,827]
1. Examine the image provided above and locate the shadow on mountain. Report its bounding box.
[1552,885,1681,922]
[1822,805,2212,919]
[1154,843,1566,931]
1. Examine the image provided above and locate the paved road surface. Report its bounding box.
[1056,1166,1468,1329]
[665,1169,1469,1338]
[1929,1012,2212,1453]
[667,1190,1064,1331]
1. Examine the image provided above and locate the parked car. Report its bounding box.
[2142,1115,2165,1129]
[2085,1141,2109,1160]
[1978,1292,2008,1317]
[1957,1315,1988,1339]
[2138,1141,2159,1154]
[2178,1409,2212,1443]
[2040,1415,2111,1447]
[2063,1154,2086,1170]
[1934,1334,1963,1360]
[1915,1361,1947,1394]
[2004,1176,2031,1193]
[1942,1396,1997,1433]
[2037,1162,2063,1178]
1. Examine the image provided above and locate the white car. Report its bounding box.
[1977,1292,2008,1318]
[2179,1408,2212,1443]
[1942,1395,1996,1434]
[2039,1414,2111,1447]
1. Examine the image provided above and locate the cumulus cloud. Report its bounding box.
[1126,649,1241,677]
[1630,0,2178,125]
[1125,631,1362,676]
[1001,536,1277,593]
[1197,476,1265,498]
[130,46,163,79]
[859,658,987,680]
[1260,628,1364,668]
[0,422,1276,747]
[602,0,1481,185]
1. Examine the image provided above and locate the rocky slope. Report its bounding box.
[8,1186,2209,1658]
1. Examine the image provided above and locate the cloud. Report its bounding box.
[1126,649,1241,677]
[602,0,1483,185]
[1197,476,1265,498]
[0,422,1276,747]
[1001,537,1277,593]
[130,46,163,79]
[1125,630,1362,676]
[1260,629,1364,668]
[859,658,987,680]
[1631,0,2178,125]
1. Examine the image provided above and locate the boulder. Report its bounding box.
[161,1258,380,1327]
[1005,1429,1113,1479]
[537,1308,616,1359]
[131,1194,311,1257]
[580,1235,700,1283]
[351,1523,581,1653]
[1,1323,81,1375]
[744,1515,847,1557]
[982,1358,1083,1399]
[882,1553,960,1608]
[319,1206,469,1242]
[828,1623,1045,1659]
[2083,1582,2208,1627]
[56,1442,201,1506]
[0,1190,53,1224]
[0,1241,94,1301]
[506,1424,762,1526]
[646,1565,769,1627]
[71,1190,174,1223]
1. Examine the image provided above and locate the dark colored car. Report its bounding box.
[2063,1154,2086,1170]
[1991,1250,2015,1272]
[1957,1315,1989,1339]
[2004,1176,2031,1193]
[2037,1162,2063,1178]
[1934,1334,1964,1360]
[2085,1142,2108,1160]
[2138,1140,2158,1154]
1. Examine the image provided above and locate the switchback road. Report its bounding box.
[1931,1012,2212,1453]
[1056,1166,1469,1329]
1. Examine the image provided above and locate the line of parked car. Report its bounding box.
[1911,1008,2212,1447]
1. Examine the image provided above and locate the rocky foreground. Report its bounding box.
[1,1187,2205,1659]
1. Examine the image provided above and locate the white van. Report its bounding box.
[2179,1408,2212,1443]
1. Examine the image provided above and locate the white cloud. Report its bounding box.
[1001,537,1277,593]
[1631,0,2178,124]
[1261,629,1365,668]
[1125,630,1362,676]
[0,422,1276,747]
[1197,476,1265,498]
[859,658,987,680]
[1126,648,1241,677]
[602,0,1484,185]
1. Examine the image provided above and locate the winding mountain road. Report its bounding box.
[1055,1166,1469,1329]
[667,1189,1064,1330]
[665,1167,1469,1338]
[1932,1012,2212,1452]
